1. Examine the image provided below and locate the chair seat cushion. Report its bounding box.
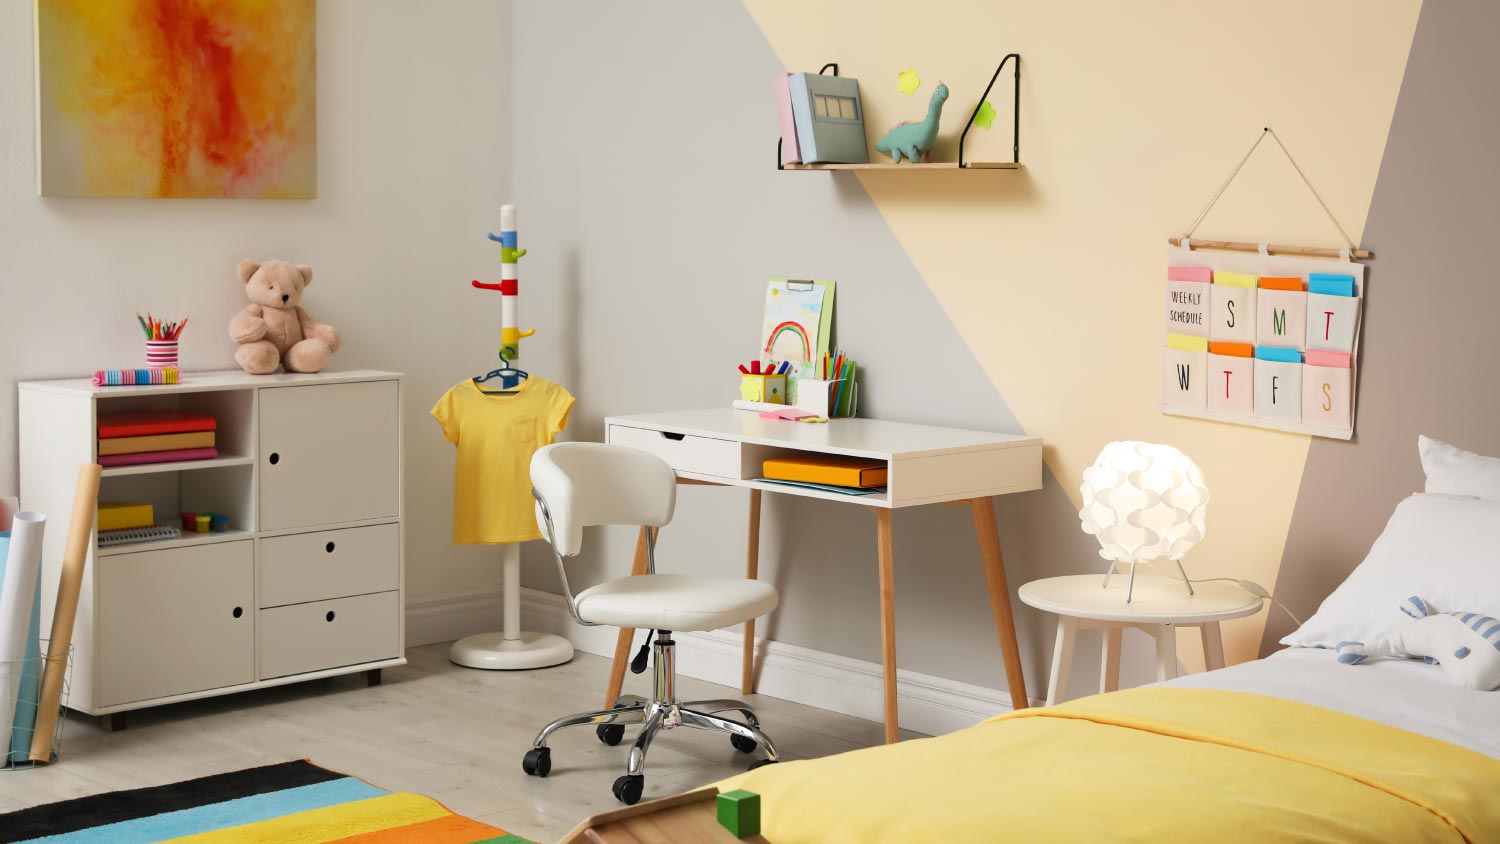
[574,574,779,632]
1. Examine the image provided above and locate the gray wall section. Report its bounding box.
[1264,0,1500,652]
[509,0,1147,695]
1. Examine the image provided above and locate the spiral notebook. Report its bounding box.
[97,523,182,548]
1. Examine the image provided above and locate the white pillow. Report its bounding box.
[1282,493,1500,649]
[1420,435,1500,501]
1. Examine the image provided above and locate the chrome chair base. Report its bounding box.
[522,632,779,804]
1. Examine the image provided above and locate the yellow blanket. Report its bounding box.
[720,688,1500,843]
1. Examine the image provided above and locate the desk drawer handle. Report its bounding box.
[659,432,686,441]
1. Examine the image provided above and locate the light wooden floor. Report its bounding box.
[0,643,922,842]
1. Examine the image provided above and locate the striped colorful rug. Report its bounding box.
[0,760,534,843]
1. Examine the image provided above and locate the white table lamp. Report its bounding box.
[1078,441,1209,602]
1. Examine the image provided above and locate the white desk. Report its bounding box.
[603,408,1043,742]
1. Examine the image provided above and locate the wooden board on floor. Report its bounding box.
[561,788,773,843]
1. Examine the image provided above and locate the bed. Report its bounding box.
[709,449,1500,844]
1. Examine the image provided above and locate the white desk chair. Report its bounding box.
[523,442,782,804]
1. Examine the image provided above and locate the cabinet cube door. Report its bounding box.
[259,381,399,530]
[97,542,254,706]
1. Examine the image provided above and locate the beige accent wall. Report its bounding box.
[744,0,1420,665]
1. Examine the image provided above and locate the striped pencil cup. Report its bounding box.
[145,340,179,367]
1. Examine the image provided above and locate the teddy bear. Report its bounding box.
[229,259,341,374]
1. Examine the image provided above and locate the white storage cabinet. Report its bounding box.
[18,370,405,730]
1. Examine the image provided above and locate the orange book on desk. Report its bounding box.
[762,454,888,488]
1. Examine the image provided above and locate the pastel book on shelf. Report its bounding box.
[763,454,888,489]
[97,501,153,532]
[97,430,215,457]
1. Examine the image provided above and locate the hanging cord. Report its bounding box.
[1188,576,1304,628]
[1183,127,1357,251]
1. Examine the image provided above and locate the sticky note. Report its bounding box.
[1162,348,1207,409]
[1167,333,1209,352]
[1304,349,1351,368]
[1255,359,1303,421]
[1165,280,1210,338]
[1207,353,1254,415]
[1259,277,1304,291]
[1254,346,1302,363]
[1303,362,1353,429]
[898,68,921,96]
[1257,289,1307,349]
[1308,273,1356,297]
[1210,284,1256,344]
[1209,341,1254,357]
[1168,266,1213,283]
[1305,293,1359,353]
[1213,271,1257,288]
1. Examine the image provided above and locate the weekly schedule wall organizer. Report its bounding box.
[1161,129,1371,440]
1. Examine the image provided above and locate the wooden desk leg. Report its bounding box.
[1046,616,1077,707]
[1201,622,1226,671]
[741,489,762,695]
[875,508,900,743]
[1100,625,1123,694]
[969,497,1030,710]
[1153,623,1178,682]
[604,526,655,708]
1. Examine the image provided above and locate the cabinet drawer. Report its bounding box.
[259,591,400,680]
[607,425,742,478]
[98,541,255,706]
[259,523,399,608]
[259,381,399,530]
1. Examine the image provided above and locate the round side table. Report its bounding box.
[1019,574,1263,706]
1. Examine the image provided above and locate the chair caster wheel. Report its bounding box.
[748,757,779,771]
[522,747,551,777]
[612,773,645,805]
[597,724,626,746]
[730,733,758,754]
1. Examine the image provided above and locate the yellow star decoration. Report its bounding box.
[897,68,920,96]
[973,100,997,130]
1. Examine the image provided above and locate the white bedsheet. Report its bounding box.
[1164,647,1500,758]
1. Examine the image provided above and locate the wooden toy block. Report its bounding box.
[717,788,761,838]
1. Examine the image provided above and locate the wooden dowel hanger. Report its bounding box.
[1169,237,1372,261]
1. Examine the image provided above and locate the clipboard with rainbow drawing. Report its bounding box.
[760,279,835,404]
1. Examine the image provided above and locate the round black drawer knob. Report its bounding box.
[268,452,280,465]
[232,606,243,618]
[325,541,336,553]
[325,611,336,622]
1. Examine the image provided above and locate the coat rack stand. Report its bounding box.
[451,203,574,671]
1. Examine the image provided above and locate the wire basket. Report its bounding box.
[1,642,72,770]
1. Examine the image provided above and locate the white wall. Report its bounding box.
[0,0,516,601]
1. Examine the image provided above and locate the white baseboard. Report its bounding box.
[406,588,1033,736]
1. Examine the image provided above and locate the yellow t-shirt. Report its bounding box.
[430,376,575,544]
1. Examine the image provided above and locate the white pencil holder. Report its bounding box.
[794,378,844,418]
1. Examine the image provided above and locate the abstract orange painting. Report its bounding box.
[36,0,316,198]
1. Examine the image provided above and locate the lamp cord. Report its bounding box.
[1185,576,1304,628]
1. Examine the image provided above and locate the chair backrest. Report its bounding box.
[531,442,677,556]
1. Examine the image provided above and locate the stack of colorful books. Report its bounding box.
[96,410,218,467]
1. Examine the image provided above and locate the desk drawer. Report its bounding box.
[259,591,400,679]
[259,523,399,609]
[607,424,742,478]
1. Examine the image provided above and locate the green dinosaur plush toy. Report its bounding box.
[874,83,948,164]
